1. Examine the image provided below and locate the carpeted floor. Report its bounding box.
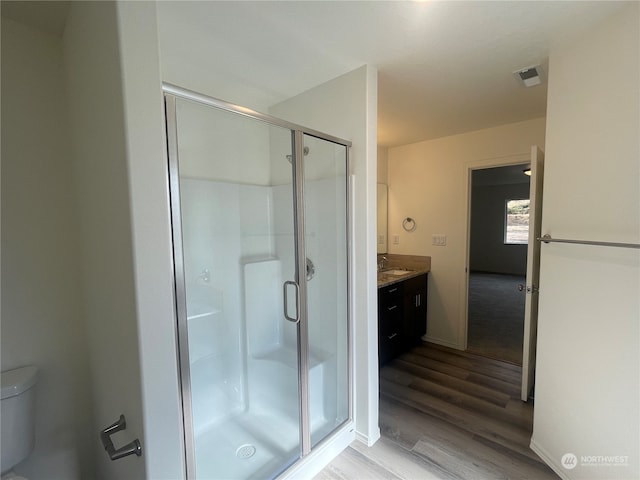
[467,272,525,365]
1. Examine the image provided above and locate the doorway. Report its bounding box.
[466,164,530,365]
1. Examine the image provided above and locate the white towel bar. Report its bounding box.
[537,234,640,250]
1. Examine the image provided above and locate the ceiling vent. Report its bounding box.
[514,65,543,87]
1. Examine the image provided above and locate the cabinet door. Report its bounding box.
[403,274,428,347]
[378,284,404,365]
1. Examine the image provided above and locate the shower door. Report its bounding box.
[165,85,350,480]
[299,133,350,448]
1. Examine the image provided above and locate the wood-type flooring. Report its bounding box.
[315,342,558,480]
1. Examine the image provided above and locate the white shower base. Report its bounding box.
[193,345,335,479]
[194,406,299,480]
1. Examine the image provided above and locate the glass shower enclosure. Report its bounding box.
[164,84,351,479]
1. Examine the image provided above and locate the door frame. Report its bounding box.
[459,152,532,352]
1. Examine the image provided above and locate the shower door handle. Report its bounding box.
[283,281,300,323]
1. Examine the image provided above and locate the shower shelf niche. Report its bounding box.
[186,283,223,321]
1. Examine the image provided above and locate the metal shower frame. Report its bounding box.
[163,83,353,479]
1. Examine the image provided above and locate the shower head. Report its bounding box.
[286,146,309,163]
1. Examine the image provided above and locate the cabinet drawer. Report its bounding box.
[378,283,404,365]
[379,329,403,365]
[380,298,402,315]
[379,283,402,300]
[379,312,404,365]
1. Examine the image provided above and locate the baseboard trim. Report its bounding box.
[355,426,381,447]
[530,438,570,480]
[422,335,464,351]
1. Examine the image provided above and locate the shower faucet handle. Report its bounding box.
[199,268,210,282]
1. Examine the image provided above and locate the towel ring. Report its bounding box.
[402,217,416,232]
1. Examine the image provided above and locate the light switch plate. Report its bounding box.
[432,234,447,246]
[393,234,400,245]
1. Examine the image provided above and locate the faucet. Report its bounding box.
[377,255,388,272]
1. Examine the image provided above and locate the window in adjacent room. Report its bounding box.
[505,199,530,244]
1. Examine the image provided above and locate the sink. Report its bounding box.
[381,269,414,276]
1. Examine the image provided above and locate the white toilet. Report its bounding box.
[1,366,38,480]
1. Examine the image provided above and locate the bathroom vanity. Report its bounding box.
[377,261,429,366]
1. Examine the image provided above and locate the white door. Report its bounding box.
[521,146,545,401]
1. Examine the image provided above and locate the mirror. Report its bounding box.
[377,183,388,253]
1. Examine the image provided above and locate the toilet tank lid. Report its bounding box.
[1,366,38,400]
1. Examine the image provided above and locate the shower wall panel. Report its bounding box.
[178,100,271,185]
[180,178,277,430]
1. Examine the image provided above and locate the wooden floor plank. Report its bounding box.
[381,364,529,429]
[378,396,554,480]
[379,394,473,451]
[389,358,511,407]
[313,444,403,480]
[316,342,558,479]
[406,376,533,431]
[380,378,539,461]
[400,352,521,398]
[411,344,522,385]
[426,341,523,373]
[350,436,456,480]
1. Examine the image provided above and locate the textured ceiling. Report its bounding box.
[2,1,627,147]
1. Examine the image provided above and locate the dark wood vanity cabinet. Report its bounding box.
[378,273,428,366]
[378,283,404,366]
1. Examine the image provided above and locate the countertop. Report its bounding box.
[377,268,430,288]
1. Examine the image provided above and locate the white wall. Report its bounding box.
[0,17,93,480]
[63,2,149,478]
[377,146,388,184]
[387,118,545,348]
[270,65,380,445]
[115,2,186,477]
[531,4,639,479]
